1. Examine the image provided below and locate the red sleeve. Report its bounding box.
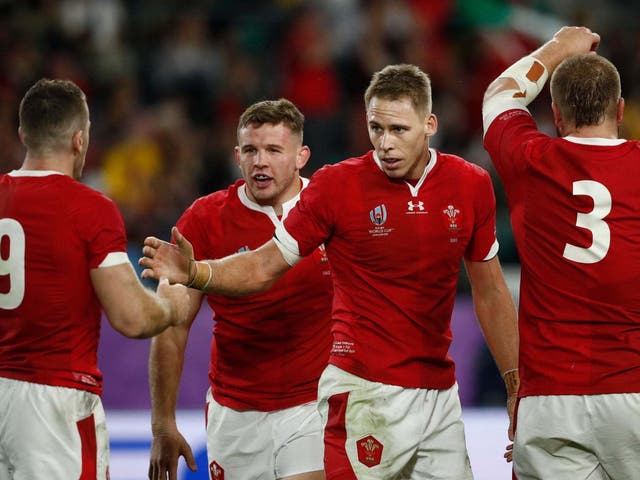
[465,168,498,262]
[282,165,336,257]
[176,198,209,260]
[484,108,542,188]
[74,191,127,268]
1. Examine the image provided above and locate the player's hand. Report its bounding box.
[504,443,513,463]
[156,278,191,328]
[148,428,197,480]
[140,227,195,285]
[552,26,600,56]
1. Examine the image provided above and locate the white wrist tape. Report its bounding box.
[498,55,549,106]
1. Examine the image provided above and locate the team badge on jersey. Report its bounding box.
[209,461,225,480]
[369,204,387,226]
[442,204,461,231]
[357,435,383,467]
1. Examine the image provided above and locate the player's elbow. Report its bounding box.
[108,306,167,339]
[109,315,153,339]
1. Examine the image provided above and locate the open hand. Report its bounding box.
[139,227,195,285]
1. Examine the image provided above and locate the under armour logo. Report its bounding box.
[407,200,424,211]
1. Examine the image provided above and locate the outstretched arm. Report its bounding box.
[139,226,293,295]
[483,26,601,109]
[464,256,519,444]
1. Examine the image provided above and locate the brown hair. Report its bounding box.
[19,78,88,153]
[364,64,432,118]
[238,98,305,142]
[550,54,621,128]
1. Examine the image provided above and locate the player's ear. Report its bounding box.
[617,97,625,124]
[551,102,564,132]
[233,146,241,167]
[72,129,84,155]
[425,113,438,137]
[295,145,311,170]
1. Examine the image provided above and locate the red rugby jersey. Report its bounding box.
[178,179,333,411]
[0,171,128,395]
[485,106,640,396]
[279,150,498,388]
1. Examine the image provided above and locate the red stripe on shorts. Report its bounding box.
[77,414,97,480]
[324,392,357,479]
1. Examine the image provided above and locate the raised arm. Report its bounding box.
[139,226,293,295]
[483,26,601,108]
[91,261,190,338]
[148,288,203,480]
[464,256,519,442]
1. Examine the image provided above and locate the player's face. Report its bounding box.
[367,96,437,180]
[234,122,309,213]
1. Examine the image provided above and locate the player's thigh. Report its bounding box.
[319,365,442,479]
[407,383,472,480]
[0,378,108,480]
[590,393,640,479]
[274,401,324,479]
[514,395,599,480]
[206,391,275,480]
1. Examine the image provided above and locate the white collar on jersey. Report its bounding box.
[237,177,309,227]
[373,148,437,198]
[8,170,65,177]
[563,136,627,146]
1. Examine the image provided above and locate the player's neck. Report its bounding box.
[561,119,620,140]
[22,152,73,177]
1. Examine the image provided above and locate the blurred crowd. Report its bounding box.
[2,0,640,258]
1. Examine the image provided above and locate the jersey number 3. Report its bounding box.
[562,180,611,264]
[0,218,25,309]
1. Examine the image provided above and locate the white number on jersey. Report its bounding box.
[562,180,611,264]
[0,218,25,309]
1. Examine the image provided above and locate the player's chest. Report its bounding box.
[334,183,476,253]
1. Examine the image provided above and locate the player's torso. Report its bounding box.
[0,174,104,392]
[511,138,640,395]
[319,152,489,388]
[516,139,640,321]
[183,184,333,409]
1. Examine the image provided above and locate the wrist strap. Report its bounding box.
[188,261,213,291]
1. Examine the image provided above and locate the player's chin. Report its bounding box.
[381,166,406,179]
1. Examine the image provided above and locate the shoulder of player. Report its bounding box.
[70,178,120,208]
[187,182,238,214]
[436,150,490,180]
[310,151,373,181]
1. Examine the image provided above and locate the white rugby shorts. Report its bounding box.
[318,365,473,479]
[0,377,109,480]
[205,389,324,479]
[515,393,640,480]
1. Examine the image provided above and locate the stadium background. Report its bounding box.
[2,1,638,478]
